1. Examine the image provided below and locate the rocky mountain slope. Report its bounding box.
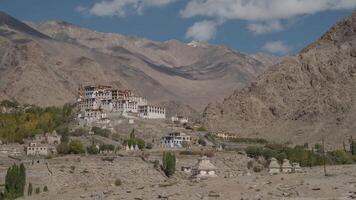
[22,19,278,109]
[202,11,356,146]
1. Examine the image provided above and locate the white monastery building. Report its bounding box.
[77,85,165,125]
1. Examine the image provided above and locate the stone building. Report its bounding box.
[26,143,48,156]
[45,131,61,145]
[192,156,217,178]
[160,132,191,148]
[171,116,188,124]
[138,105,165,119]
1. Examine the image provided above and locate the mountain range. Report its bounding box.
[0,11,280,111]
[202,11,356,146]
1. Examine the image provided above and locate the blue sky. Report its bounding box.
[1,0,355,55]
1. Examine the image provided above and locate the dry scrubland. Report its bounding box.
[1,152,356,200]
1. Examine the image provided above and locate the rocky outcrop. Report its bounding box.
[202,11,356,146]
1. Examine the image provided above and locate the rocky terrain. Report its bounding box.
[1,153,356,200]
[203,11,356,146]
[0,11,280,110]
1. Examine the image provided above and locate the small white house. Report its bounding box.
[160,132,191,148]
[171,116,188,124]
[26,143,48,156]
[192,156,217,178]
[138,105,165,119]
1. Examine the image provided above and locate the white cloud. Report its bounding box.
[262,41,291,54]
[247,21,284,35]
[185,20,222,41]
[181,0,356,21]
[181,0,356,35]
[81,0,176,17]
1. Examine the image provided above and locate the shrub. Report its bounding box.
[114,179,122,186]
[162,152,176,177]
[87,144,99,154]
[91,127,110,138]
[56,142,70,154]
[229,138,268,144]
[135,138,145,150]
[99,144,115,151]
[196,126,207,132]
[43,186,48,192]
[35,187,40,194]
[198,138,206,146]
[68,140,85,154]
[245,146,264,158]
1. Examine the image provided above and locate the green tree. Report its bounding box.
[4,164,26,199]
[162,152,176,177]
[35,187,40,194]
[43,186,48,192]
[56,142,70,154]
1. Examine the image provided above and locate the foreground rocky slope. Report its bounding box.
[0,13,278,109]
[203,12,356,146]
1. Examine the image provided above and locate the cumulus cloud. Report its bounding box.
[80,0,176,17]
[185,20,223,41]
[181,0,356,35]
[262,41,291,54]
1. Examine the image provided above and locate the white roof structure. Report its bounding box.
[195,156,217,171]
[269,157,280,169]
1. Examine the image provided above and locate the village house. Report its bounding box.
[160,132,191,148]
[213,132,238,140]
[171,116,188,124]
[138,105,166,119]
[192,156,217,178]
[45,131,61,145]
[26,143,48,156]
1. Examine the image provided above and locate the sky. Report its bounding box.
[1,0,355,55]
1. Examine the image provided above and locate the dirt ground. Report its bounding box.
[1,151,356,200]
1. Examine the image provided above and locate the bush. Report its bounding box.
[114,179,122,186]
[245,146,264,158]
[162,152,176,177]
[57,143,70,154]
[43,186,48,192]
[68,140,85,154]
[99,144,115,151]
[198,138,206,146]
[35,187,40,194]
[91,127,110,138]
[196,126,207,132]
[87,144,99,154]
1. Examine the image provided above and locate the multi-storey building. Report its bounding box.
[160,132,191,148]
[138,105,165,119]
[78,85,165,123]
